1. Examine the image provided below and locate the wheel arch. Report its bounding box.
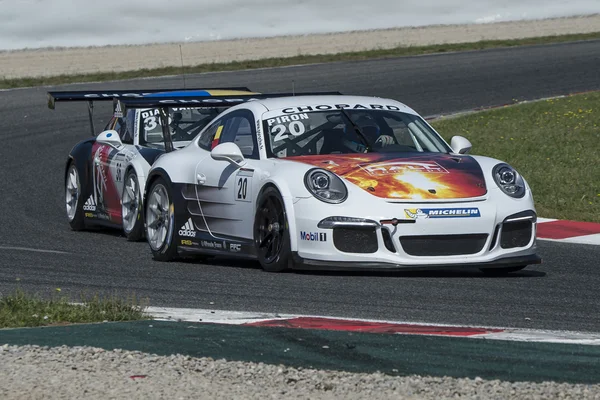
[255,179,299,252]
[123,161,148,202]
[142,168,173,223]
[64,138,96,202]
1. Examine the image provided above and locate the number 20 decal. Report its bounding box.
[272,121,306,142]
[236,176,252,202]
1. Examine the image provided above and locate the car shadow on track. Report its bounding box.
[292,268,546,279]
[178,256,546,278]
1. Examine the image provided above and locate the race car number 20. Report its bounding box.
[272,121,306,142]
[236,176,252,202]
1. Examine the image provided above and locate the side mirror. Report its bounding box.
[450,135,472,154]
[210,142,247,167]
[96,130,123,148]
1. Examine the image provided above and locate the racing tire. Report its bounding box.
[65,161,86,231]
[145,177,179,262]
[121,169,144,242]
[479,265,527,275]
[253,186,293,272]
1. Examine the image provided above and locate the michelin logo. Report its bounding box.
[300,231,327,241]
[405,208,481,219]
[179,217,196,237]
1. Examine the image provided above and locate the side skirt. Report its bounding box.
[176,231,257,259]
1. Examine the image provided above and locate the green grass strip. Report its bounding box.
[430,91,600,223]
[0,287,149,328]
[2,32,600,89]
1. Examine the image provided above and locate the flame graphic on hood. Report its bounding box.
[286,153,487,200]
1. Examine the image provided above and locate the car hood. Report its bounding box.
[284,152,487,200]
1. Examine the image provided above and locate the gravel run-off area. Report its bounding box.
[0,344,599,399]
[0,14,599,79]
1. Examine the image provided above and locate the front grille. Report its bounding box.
[333,227,378,253]
[500,221,532,248]
[399,234,488,256]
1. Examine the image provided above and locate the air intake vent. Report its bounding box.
[400,234,488,256]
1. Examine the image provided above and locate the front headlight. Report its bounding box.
[304,168,348,204]
[492,163,526,198]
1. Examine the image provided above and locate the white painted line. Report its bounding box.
[147,306,290,325]
[560,233,600,245]
[537,217,558,223]
[0,246,70,254]
[145,306,600,345]
[537,234,600,245]
[476,330,600,345]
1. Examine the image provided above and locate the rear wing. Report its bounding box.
[115,91,343,152]
[46,87,252,109]
[46,87,253,136]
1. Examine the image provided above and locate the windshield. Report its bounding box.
[262,109,451,158]
[139,107,225,146]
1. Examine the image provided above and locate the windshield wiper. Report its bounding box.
[339,109,373,153]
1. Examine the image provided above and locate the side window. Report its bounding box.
[217,110,258,159]
[120,111,135,144]
[198,118,224,151]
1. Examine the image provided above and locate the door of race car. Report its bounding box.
[192,109,260,243]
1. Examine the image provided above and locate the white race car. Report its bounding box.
[116,93,541,274]
[49,87,258,241]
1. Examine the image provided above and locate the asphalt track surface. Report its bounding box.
[1,40,600,332]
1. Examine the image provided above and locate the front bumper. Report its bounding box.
[290,193,540,269]
[292,252,541,271]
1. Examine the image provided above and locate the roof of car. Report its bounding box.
[252,95,418,115]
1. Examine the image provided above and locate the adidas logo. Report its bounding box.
[114,101,124,117]
[83,196,96,211]
[179,217,196,237]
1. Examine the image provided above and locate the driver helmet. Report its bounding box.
[353,114,381,142]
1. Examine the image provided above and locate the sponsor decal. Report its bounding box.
[85,212,94,218]
[134,109,140,142]
[200,240,225,249]
[256,119,264,151]
[284,153,487,200]
[266,113,309,126]
[83,196,97,211]
[404,208,481,219]
[121,149,137,163]
[156,98,259,104]
[179,217,197,237]
[96,213,110,220]
[113,101,124,118]
[230,243,242,252]
[361,161,448,176]
[211,125,223,149]
[281,104,401,114]
[180,239,193,246]
[84,92,151,99]
[300,231,327,242]
[93,146,110,206]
